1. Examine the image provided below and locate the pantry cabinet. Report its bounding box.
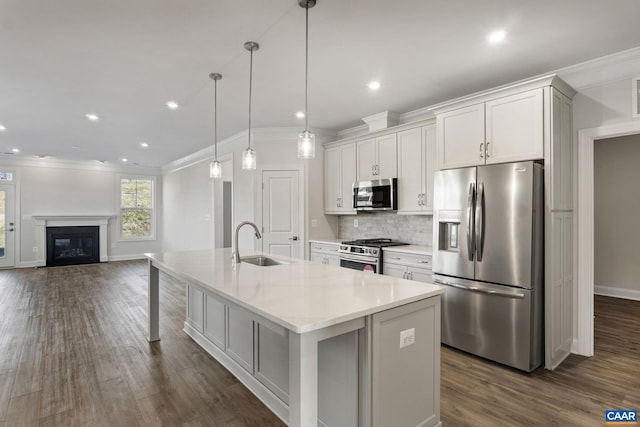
[356,133,397,180]
[324,143,356,214]
[397,124,437,213]
[435,88,544,169]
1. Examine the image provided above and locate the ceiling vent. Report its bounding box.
[362,111,400,132]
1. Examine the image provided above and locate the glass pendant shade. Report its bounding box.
[242,147,256,170]
[209,160,222,178]
[297,130,315,159]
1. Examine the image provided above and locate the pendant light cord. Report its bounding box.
[248,48,254,149]
[304,4,309,132]
[214,79,218,160]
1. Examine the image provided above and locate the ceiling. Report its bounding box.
[1,0,639,168]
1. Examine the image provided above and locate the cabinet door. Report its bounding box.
[486,89,543,164]
[204,293,225,349]
[408,266,432,283]
[376,134,397,179]
[339,143,357,213]
[226,306,254,373]
[437,103,485,169]
[187,285,204,333]
[324,147,341,213]
[357,138,377,180]
[382,263,407,278]
[325,254,341,266]
[422,124,437,211]
[310,252,325,264]
[397,128,424,213]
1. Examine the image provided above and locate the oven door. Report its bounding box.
[339,254,379,273]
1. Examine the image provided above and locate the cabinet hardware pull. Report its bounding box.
[479,143,484,158]
[485,141,490,158]
[392,257,401,260]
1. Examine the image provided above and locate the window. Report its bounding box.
[119,176,155,239]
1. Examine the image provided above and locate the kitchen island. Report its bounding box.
[146,248,443,427]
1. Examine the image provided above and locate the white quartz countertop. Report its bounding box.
[146,248,442,334]
[382,245,432,256]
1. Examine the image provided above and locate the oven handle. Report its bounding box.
[339,254,379,264]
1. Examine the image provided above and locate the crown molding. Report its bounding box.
[555,46,640,90]
[0,155,162,175]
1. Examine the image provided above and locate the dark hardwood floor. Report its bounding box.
[0,260,638,426]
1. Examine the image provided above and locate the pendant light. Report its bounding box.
[297,0,316,159]
[209,73,223,178]
[242,41,259,170]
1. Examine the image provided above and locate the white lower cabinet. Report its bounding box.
[309,241,341,266]
[383,251,433,283]
[187,285,360,425]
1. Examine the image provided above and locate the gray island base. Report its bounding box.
[146,249,443,427]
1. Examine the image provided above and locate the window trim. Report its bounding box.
[117,174,157,242]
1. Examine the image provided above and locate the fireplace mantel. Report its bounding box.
[33,215,114,266]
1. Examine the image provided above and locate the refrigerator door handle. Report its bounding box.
[476,182,485,262]
[466,183,475,261]
[434,279,525,299]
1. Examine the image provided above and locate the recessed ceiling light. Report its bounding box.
[85,113,100,121]
[166,101,179,110]
[368,81,381,90]
[140,142,149,148]
[11,148,20,153]
[488,30,506,44]
[295,111,305,119]
[0,125,6,131]
[121,158,128,162]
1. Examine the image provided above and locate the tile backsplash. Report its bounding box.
[338,212,433,246]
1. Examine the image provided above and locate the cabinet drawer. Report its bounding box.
[383,252,432,269]
[310,242,340,255]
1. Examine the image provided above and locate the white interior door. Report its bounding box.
[261,170,302,259]
[0,184,16,268]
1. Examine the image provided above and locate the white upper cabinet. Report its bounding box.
[485,89,543,164]
[397,124,436,214]
[436,88,544,169]
[324,143,357,215]
[357,134,397,180]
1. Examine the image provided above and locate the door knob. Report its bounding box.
[288,235,299,241]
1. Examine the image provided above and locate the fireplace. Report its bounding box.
[46,226,100,267]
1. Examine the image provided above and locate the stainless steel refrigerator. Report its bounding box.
[432,161,543,372]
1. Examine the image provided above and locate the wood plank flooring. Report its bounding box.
[0,260,638,426]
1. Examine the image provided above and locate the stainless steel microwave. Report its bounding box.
[352,178,397,211]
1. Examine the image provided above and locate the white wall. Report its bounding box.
[161,128,337,258]
[12,162,162,265]
[573,78,637,131]
[594,134,640,293]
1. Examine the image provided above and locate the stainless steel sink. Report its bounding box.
[240,256,290,267]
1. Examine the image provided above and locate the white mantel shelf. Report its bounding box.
[33,214,115,266]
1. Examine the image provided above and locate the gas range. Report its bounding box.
[338,238,408,274]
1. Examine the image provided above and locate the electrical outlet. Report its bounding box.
[311,219,318,228]
[353,219,358,228]
[400,328,415,348]
[33,246,38,253]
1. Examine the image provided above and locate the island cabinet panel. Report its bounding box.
[186,285,204,333]
[255,323,290,404]
[203,293,225,350]
[371,296,441,427]
[226,306,255,373]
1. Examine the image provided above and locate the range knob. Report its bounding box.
[370,248,378,255]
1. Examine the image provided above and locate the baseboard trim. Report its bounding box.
[594,285,640,301]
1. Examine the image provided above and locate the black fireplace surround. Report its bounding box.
[46,226,100,267]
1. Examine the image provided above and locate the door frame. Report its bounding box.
[257,165,305,259]
[576,119,640,357]
[0,167,20,268]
